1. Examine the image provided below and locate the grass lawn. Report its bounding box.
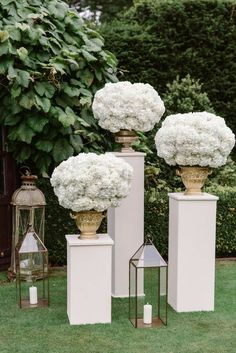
[0,261,235,353]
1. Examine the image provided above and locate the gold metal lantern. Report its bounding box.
[16,224,49,308]
[9,168,46,276]
[129,238,168,328]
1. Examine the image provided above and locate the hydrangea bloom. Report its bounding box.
[155,112,235,167]
[50,153,133,212]
[92,81,165,133]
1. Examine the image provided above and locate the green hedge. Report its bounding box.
[145,185,236,259]
[38,178,236,265]
[100,0,236,154]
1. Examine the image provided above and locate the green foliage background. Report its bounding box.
[0,0,117,174]
[101,0,236,156]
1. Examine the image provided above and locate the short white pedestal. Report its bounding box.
[108,152,145,297]
[168,193,219,312]
[66,234,114,325]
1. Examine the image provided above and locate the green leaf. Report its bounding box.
[70,134,83,153]
[10,122,35,144]
[27,117,48,133]
[78,70,94,87]
[17,47,28,61]
[15,70,31,88]
[80,96,91,106]
[19,95,35,109]
[52,139,74,163]
[33,154,52,174]
[58,107,75,128]
[35,96,51,113]
[35,140,53,152]
[4,115,21,126]
[0,41,9,56]
[0,31,10,43]
[34,82,55,98]
[81,49,97,62]
[11,85,21,98]
[63,85,80,97]
[17,145,31,162]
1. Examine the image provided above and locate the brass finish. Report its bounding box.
[115,130,138,152]
[70,210,105,240]
[131,317,164,328]
[177,166,211,195]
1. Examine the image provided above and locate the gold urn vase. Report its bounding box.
[70,211,105,240]
[176,166,211,195]
[115,129,138,152]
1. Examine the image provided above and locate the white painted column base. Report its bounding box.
[108,152,145,298]
[66,234,114,325]
[168,193,218,312]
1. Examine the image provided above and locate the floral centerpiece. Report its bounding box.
[50,153,133,239]
[155,112,235,194]
[92,81,165,151]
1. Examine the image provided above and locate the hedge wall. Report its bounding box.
[39,178,236,265]
[101,0,236,154]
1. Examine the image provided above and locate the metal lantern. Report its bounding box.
[16,224,49,308]
[129,238,168,328]
[10,168,46,275]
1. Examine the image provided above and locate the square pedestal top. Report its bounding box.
[168,192,219,201]
[66,234,114,246]
[108,151,146,157]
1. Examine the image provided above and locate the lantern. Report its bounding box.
[16,224,49,308]
[9,168,45,275]
[129,238,168,328]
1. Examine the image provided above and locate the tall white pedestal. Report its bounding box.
[168,193,219,312]
[66,234,114,325]
[108,152,145,297]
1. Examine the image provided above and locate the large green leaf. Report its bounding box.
[63,85,80,97]
[27,117,48,133]
[0,31,9,43]
[35,140,54,152]
[35,95,51,113]
[19,95,35,109]
[52,138,74,163]
[17,47,28,61]
[15,69,31,88]
[17,122,36,143]
[34,82,56,98]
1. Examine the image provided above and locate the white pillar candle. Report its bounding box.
[143,303,152,324]
[29,286,38,305]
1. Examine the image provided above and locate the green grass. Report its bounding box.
[0,261,235,353]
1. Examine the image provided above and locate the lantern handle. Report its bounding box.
[19,166,32,177]
[145,235,154,244]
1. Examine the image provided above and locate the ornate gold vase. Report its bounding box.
[176,166,211,195]
[70,211,105,240]
[115,129,138,152]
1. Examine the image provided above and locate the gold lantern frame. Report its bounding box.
[9,168,46,277]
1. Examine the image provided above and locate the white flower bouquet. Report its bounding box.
[92,81,165,133]
[155,112,235,168]
[50,153,133,212]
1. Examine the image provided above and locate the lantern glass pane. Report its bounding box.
[159,267,167,325]
[129,262,136,326]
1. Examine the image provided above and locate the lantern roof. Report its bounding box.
[11,170,46,206]
[18,225,47,254]
[130,237,167,268]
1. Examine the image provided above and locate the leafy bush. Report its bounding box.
[0,0,117,174]
[101,0,236,157]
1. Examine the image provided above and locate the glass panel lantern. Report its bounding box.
[129,238,168,328]
[10,168,46,275]
[15,225,49,308]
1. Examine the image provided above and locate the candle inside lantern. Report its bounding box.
[29,286,38,305]
[143,303,152,324]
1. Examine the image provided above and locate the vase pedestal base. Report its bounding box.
[168,193,218,312]
[66,234,114,325]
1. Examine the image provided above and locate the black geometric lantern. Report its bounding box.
[129,238,168,328]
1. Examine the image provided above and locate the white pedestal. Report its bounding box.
[108,152,145,297]
[66,234,114,325]
[168,193,219,312]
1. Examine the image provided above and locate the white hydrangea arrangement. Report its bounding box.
[155,112,235,168]
[92,81,165,133]
[50,153,133,212]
